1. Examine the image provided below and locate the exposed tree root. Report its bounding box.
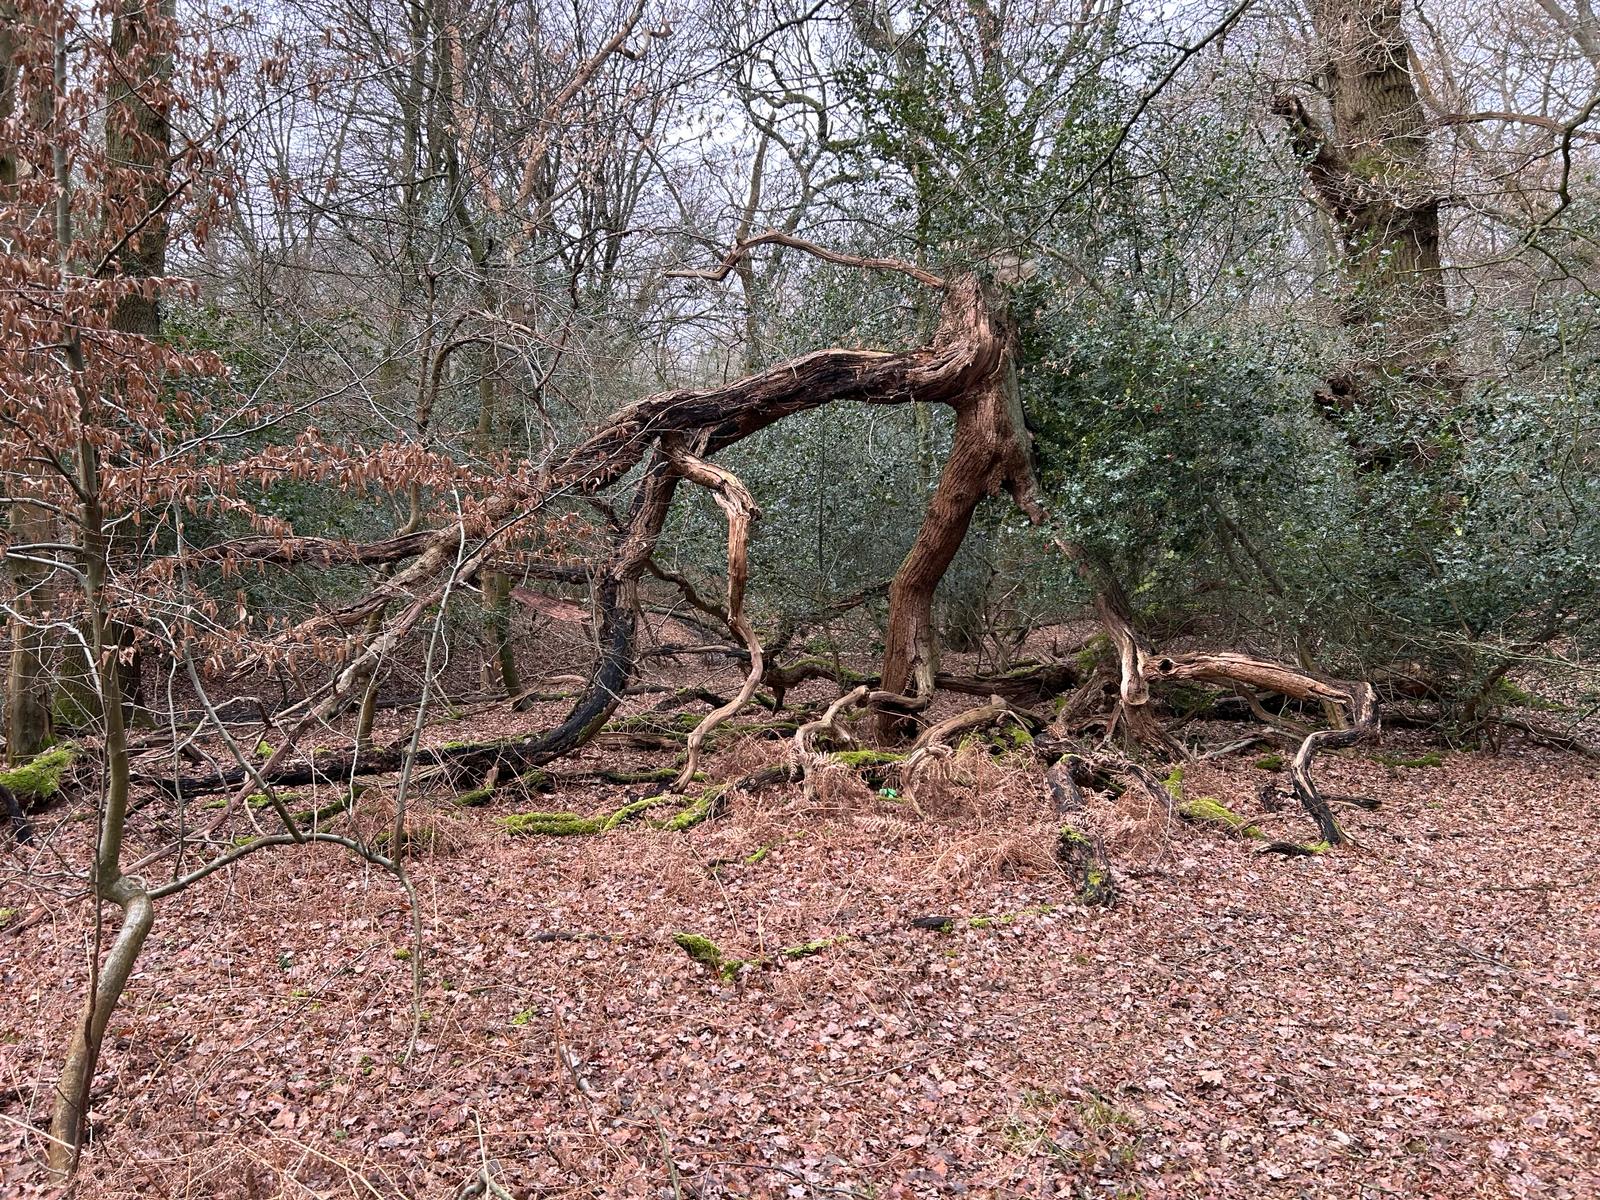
[910,695,1042,752]
[1065,608,1380,846]
[789,684,927,795]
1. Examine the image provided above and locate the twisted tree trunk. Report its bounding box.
[878,311,1040,739]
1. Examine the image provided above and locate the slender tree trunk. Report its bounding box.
[5,500,53,760]
[47,0,172,1173]
[2,5,53,759]
[48,342,145,1174]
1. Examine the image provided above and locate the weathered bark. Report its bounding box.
[909,694,1041,752]
[1273,0,1454,411]
[104,0,174,339]
[879,323,1040,738]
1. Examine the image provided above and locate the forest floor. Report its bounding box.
[1,681,1597,1199]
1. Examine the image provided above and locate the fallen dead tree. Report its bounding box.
[141,233,1379,858]
[141,253,1015,801]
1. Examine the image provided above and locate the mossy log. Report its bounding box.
[453,768,552,807]
[498,781,737,838]
[909,905,1058,933]
[1046,758,1115,906]
[0,743,79,802]
[1056,828,1116,906]
[1178,796,1263,839]
[0,743,80,843]
[673,930,851,979]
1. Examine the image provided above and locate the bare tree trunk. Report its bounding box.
[5,497,53,761]
[1273,0,1454,411]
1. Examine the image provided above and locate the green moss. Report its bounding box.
[1081,865,1115,906]
[1058,827,1116,905]
[0,907,16,928]
[1293,840,1331,855]
[600,793,674,830]
[1162,766,1185,802]
[458,768,552,806]
[1004,724,1034,748]
[609,711,705,735]
[1074,634,1110,674]
[672,932,749,980]
[600,766,679,785]
[255,740,273,759]
[778,935,848,960]
[498,810,605,836]
[499,781,726,838]
[0,743,78,800]
[657,785,727,831]
[1252,753,1285,772]
[832,749,906,769]
[1179,796,1262,839]
[1376,750,1446,769]
[293,794,354,826]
